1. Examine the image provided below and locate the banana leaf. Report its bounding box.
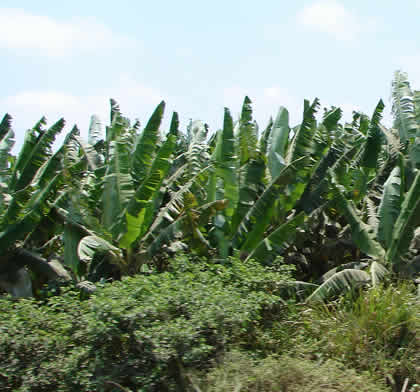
[237,96,258,165]
[118,134,176,248]
[392,71,418,144]
[360,99,384,169]
[370,261,388,286]
[102,128,134,233]
[386,168,420,268]
[10,118,65,192]
[268,106,290,179]
[307,269,370,303]
[230,155,266,235]
[78,235,123,271]
[330,172,386,260]
[210,108,238,216]
[234,158,305,251]
[245,212,306,264]
[132,101,165,186]
[377,167,401,249]
[286,98,319,165]
[147,199,227,257]
[259,117,273,157]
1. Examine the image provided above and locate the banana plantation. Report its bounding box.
[1,70,419,299]
[0,72,419,391]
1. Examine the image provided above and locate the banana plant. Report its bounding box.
[0,114,80,297]
[307,163,420,302]
[241,98,363,266]
[143,118,216,252]
[137,97,378,270]
[305,73,420,302]
[204,97,324,264]
[263,98,401,295]
[59,101,170,277]
[61,101,225,280]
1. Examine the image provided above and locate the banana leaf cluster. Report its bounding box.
[1,71,420,301]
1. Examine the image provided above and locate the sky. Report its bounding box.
[2,0,420,149]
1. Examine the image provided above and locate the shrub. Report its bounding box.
[0,290,94,391]
[0,255,294,391]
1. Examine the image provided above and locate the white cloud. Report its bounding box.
[0,8,136,56]
[297,0,373,41]
[6,91,80,108]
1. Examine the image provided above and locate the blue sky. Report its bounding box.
[2,1,420,147]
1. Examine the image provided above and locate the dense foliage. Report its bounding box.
[2,255,416,391]
[0,71,420,391]
[1,71,420,299]
[0,255,292,391]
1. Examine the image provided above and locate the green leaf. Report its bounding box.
[132,101,165,186]
[102,128,134,233]
[78,235,122,267]
[62,125,81,167]
[330,172,386,260]
[0,113,12,141]
[109,99,121,124]
[147,200,226,257]
[360,99,384,169]
[187,120,209,178]
[230,156,266,235]
[287,98,319,164]
[119,134,176,249]
[9,118,64,192]
[237,96,258,165]
[63,224,85,277]
[259,117,273,156]
[377,167,401,249]
[267,106,290,179]
[392,71,418,144]
[322,107,342,134]
[386,168,420,268]
[212,108,238,217]
[246,212,306,264]
[411,90,420,168]
[321,261,369,282]
[0,173,62,250]
[307,269,370,303]
[144,166,211,241]
[169,112,180,136]
[370,261,388,286]
[0,115,14,180]
[234,158,305,251]
[88,115,103,145]
[295,138,346,214]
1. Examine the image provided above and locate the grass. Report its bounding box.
[189,351,389,392]
[289,284,420,387]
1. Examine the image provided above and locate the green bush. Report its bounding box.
[0,255,293,391]
[0,291,93,391]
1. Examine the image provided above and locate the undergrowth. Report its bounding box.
[0,254,418,391]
